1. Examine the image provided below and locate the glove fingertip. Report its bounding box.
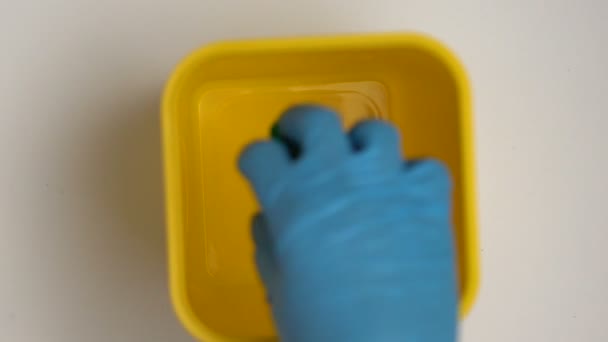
[406,158,452,189]
[238,141,268,176]
[238,141,291,203]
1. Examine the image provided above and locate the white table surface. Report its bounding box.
[2,1,607,341]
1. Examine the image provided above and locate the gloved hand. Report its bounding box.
[239,105,457,342]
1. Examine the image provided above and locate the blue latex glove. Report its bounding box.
[239,105,457,342]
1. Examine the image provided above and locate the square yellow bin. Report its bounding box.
[162,34,479,342]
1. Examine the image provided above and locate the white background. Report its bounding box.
[1,1,607,341]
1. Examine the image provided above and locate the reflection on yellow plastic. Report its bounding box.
[162,34,479,342]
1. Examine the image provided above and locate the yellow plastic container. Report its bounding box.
[162,33,479,342]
